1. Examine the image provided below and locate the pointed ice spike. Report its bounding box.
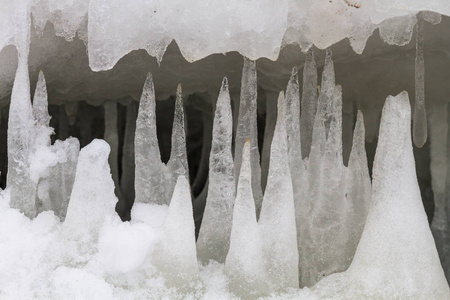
[346,111,371,262]
[259,91,299,291]
[152,176,199,291]
[33,71,50,129]
[234,57,263,216]
[413,16,427,148]
[64,139,118,242]
[301,48,318,159]
[120,101,137,207]
[104,101,120,189]
[261,91,278,192]
[429,104,448,256]
[197,78,236,264]
[8,60,37,218]
[134,74,166,205]
[166,84,189,203]
[225,139,268,299]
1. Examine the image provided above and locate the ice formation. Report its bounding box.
[2,1,450,299]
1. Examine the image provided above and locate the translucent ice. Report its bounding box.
[413,16,427,148]
[32,71,52,148]
[197,78,236,264]
[225,140,267,299]
[259,91,298,291]
[234,57,263,216]
[152,176,199,291]
[134,74,167,205]
[315,91,450,299]
[166,84,189,203]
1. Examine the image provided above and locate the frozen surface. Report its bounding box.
[197,78,236,264]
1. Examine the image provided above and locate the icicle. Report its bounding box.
[225,140,268,299]
[259,91,299,291]
[134,74,166,205]
[120,101,137,206]
[261,91,278,192]
[166,84,189,203]
[33,71,50,130]
[104,101,120,189]
[430,104,448,257]
[413,16,427,148]
[234,57,263,216]
[301,48,318,159]
[197,78,236,264]
[64,139,118,242]
[152,176,199,291]
[346,111,371,264]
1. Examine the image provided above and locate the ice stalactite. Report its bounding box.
[300,48,318,159]
[166,84,189,203]
[300,49,349,287]
[261,91,277,193]
[316,92,450,299]
[234,57,263,216]
[413,15,427,148]
[197,78,236,264]
[225,140,268,299]
[430,104,449,259]
[120,101,137,212]
[259,91,299,291]
[134,74,166,205]
[103,101,120,193]
[64,139,118,244]
[153,176,199,291]
[346,111,371,263]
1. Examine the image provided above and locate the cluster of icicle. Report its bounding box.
[6,43,450,297]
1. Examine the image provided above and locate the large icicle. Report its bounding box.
[197,78,236,264]
[103,101,120,189]
[152,176,199,291]
[413,15,427,148]
[300,49,318,159]
[259,91,299,292]
[225,140,268,299]
[346,111,371,264]
[315,92,450,299]
[234,57,263,216]
[134,74,166,205]
[63,139,118,243]
[430,104,448,259]
[166,84,189,203]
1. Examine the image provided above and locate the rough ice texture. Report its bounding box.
[63,139,118,243]
[152,176,199,291]
[259,92,299,292]
[413,16,427,148]
[234,57,263,216]
[166,84,189,202]
[225,140,268,299]
[314,91,450,299]
[134,74,167,205]
[197,78,236,264]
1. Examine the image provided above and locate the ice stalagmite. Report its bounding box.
[166,84,189,203]
[32,71,52,148]
[430,104,448,258]
[346,111,371,263]
[259,91,299,291]
[197,78,236,264]
[413,15,427,148]
[120,101,137,206]
[152,176,199,291]
[234,57,263,216]
[134,74,166,205]
[104,101,120,189]
[64,139,118,243]
[315,92,450,299]
[300,48,318,159]
[225,140,268,299]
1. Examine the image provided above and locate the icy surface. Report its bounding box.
[259,91,299,291]
[134,74,166,205]
[225,140,268,299]
[315,91,450,299]
[197,78,236,264]
[234,57,263,216]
